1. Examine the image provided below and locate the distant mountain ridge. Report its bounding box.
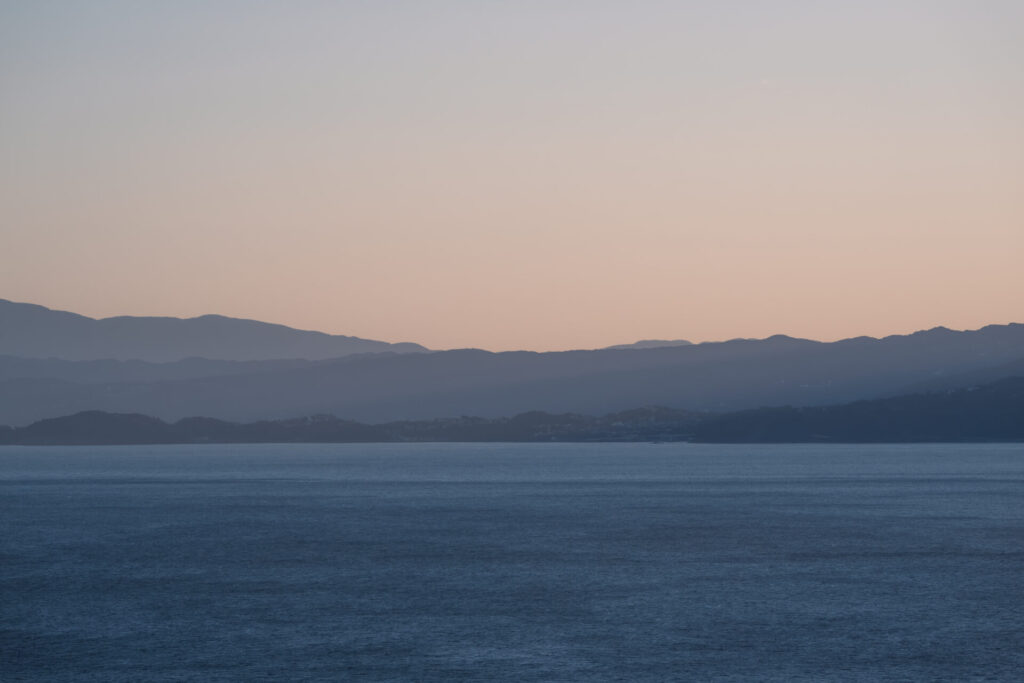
[603,339,693,350]
[3,378,1021,445]
[0,406,703,445]
[0,314,1020,425]
[691,377,1024,443]
[0,299,428,361]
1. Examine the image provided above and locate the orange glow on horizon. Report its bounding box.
[2,3,1021,351]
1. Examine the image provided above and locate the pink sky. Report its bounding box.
[2,2,1021,351]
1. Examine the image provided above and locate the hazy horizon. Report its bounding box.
[3,2,1021,352]
[4,296,1021,354]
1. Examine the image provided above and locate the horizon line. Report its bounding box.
[2,297,1020,354]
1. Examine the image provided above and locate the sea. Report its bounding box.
[2,443,1022,682]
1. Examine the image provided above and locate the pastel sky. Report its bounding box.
[2,1,1021,351]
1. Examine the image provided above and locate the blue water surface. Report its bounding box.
[2,443,1022,681]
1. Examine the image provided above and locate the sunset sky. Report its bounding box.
[2,1,1021,351]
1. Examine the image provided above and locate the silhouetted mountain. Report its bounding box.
[0,299,428,361]
[14,410,176,445]
[3,379,1021,445]
[5,411,390,445]
[383,406,704,442]
[0,318,1021,426]
[0,406,702,445]
[603,339,693,350]
[692,377,1024,442]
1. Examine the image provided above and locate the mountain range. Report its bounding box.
[4,378,1021,444]
[692,376,1024,443]
[0,300,1021,428]
[0,299,427,361]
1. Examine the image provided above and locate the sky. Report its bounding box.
[2,1,1021,351]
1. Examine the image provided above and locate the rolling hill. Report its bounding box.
[0,311,1020,425]
[0,299,428,361]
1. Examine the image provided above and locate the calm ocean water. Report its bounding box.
[2,443,1022,682]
